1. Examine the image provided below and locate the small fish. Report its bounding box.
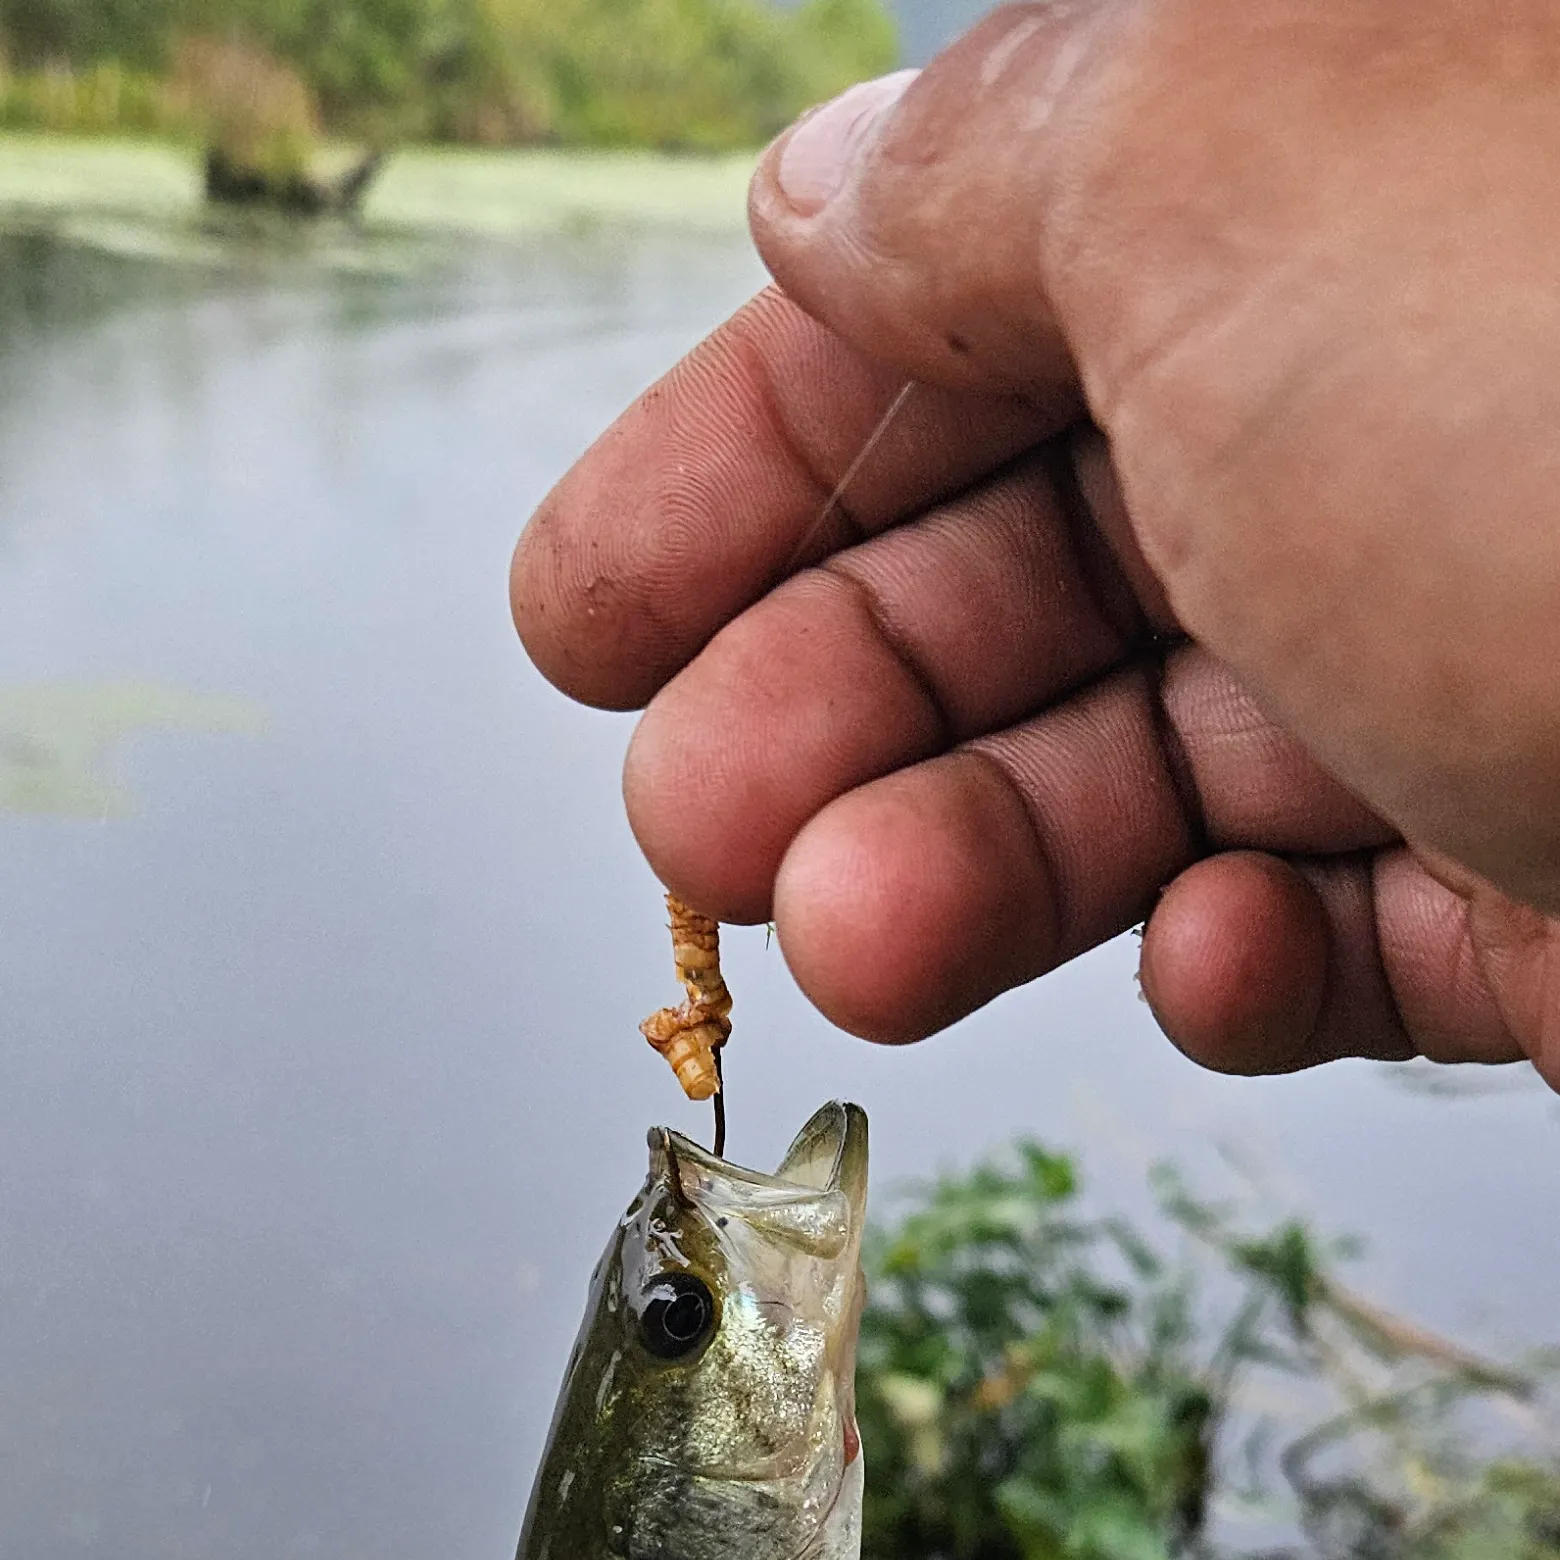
[517,1101,869,1560]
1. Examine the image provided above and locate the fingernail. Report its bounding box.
[776,69,919,216]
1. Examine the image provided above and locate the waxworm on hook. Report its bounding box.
[641,895,732,1154]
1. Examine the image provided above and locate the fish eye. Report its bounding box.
[636,1273,717,1361]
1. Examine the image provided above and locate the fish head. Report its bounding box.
[518,1101,869,1560]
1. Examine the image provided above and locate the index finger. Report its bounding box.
[511,286,1074,712]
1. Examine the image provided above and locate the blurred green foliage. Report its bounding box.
[858,1143,1560,1560]
[0,0,898,150]
[0,0,172,70]
[0,60,175,135]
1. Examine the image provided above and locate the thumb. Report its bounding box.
[748,5,1111,400]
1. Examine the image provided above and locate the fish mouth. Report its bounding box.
[646,1102,869,1258]
[651,1101,867,1206]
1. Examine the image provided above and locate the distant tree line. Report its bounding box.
[0,0,899,150]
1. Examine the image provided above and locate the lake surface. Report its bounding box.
[1,150,1557,1559]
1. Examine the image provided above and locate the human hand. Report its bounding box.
[513,0,1560,1089]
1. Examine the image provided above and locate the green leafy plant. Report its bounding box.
[857,1144,1560,1560]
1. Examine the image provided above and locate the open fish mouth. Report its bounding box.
[647,1101,869,1263]
[654,1099,868,1204]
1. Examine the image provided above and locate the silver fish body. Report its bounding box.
[517,1102,869,1560]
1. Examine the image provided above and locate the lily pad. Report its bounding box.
[0,681,265,818]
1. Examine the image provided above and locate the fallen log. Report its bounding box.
[203,145,386,216]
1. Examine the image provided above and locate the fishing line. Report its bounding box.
[781,380,918,577]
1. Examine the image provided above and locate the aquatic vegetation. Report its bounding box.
[367,144,757,234]
[0,682,264,817]
[858,1145,1560,1559]
[0,138,757,267]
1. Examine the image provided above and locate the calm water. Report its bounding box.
[1,201,1557,1559]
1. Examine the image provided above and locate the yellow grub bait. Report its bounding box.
[641,893,733,1105]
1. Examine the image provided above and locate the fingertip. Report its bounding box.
[773,756,1055,1044]
[623,701,773,928]
[510,509,560,692]
[510,499,555,684]
[1140,852,1330,1075]
[510,479,656,713]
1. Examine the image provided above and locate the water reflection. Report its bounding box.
[0,217,1554,1560]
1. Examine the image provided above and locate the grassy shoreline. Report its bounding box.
[0,134,760,239]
